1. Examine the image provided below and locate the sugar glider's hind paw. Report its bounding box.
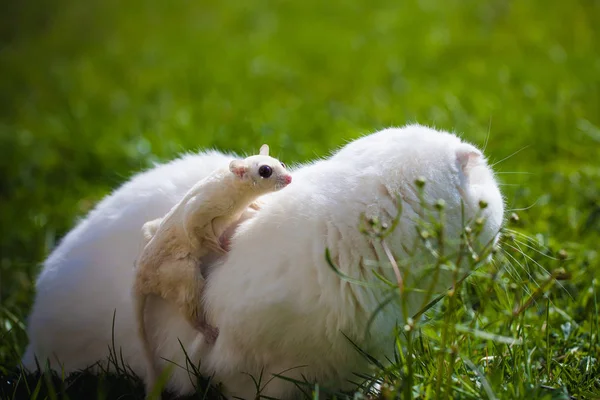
[219,234,231,252]
[204,325,220,345]
[204,237,228,255]
[194,320,220,344]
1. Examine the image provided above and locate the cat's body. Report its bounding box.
[22,125,504,399]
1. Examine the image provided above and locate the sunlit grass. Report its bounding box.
[1,0,599,398]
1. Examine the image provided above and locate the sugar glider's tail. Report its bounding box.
[135,293,159,398]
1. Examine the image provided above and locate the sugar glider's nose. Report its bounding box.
[284,175,292,185]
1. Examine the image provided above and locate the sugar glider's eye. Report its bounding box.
[258,165,273,178]
[280,162,286,169]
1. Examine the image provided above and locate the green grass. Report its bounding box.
[1,0,599,398]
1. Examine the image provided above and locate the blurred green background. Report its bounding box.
[1,0,598,379]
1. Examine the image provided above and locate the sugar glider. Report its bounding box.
[133,144,291,392]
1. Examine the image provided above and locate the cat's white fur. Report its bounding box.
[22,124,504,399]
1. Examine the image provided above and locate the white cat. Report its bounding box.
[22,124,504,399]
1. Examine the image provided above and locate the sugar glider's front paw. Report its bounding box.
[248,200,264,211]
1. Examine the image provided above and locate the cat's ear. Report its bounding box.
[259,144,269,156]
[229,160,248,178]
[456,144,482,176]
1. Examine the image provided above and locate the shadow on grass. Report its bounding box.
[0,365,226,400]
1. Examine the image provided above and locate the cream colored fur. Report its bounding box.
[133,149,291,393]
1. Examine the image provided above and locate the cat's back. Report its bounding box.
[42,151,235,272]
[23,150,236,372]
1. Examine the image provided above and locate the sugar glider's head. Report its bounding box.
[332,124,504,247]
[229,144,292,192]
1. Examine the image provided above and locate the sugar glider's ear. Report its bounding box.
[259,144,269,156]
[456,144,483,177]
[229,159,248,178]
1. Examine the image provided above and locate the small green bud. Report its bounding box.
[553,268,570,280]
[435,199,445,210]
[510,213,520,223]
[478,200,488,209]
[415,176,426,188]
[558,249,568,260]
[491,244,500,255]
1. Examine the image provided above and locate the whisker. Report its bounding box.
[495,251,518,280]
[505,242,548,275]
[508,241,572,300]
[500,247,538,294]
[498,249,530,287]
[512,238,560,261]
[506,198,540,212]
[490,145,530,168]
[494,171,535,175]
[503,228,536,243]
[482,116,492,153]
[485,255,513,301]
